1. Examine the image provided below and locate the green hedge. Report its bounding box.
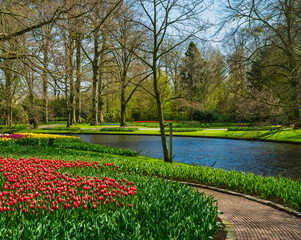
[40,127,81,130]
[2,138,137,156]
[171,128,203,132]
[100,127,139,132]
[228,126,282,131]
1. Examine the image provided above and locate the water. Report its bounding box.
[79,134,301,180]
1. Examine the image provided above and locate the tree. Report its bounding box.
[0,0,107,126]
[21,64,39,129]
[110,4,149,127]
[130,0,208,162]
[0,0,93,43]
[79,0,123,126]
[179,41,207,119]
[225,0,301,124]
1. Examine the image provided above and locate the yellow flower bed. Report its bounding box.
[0,138,12,142]
[22,133,80,140]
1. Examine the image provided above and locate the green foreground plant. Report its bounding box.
[0,142,300,211]
[0,144,220,239]
[10,138,137,157]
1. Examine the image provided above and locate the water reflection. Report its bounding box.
[79,134,301,180]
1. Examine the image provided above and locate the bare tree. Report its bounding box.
[129,0,209,162]
[78,0,123,126]
[225,0,301,124]
[0,0,93,42]
[0,0,105,126]
[110,4,150,127]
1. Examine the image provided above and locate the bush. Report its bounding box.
[53,117,67,121]
[161,128,203,132]
[41,127,81,131]
[228,126,282,131]
[53,138,137,156]
[104,112,119,123]
[100,127,139,132]
[172,128,203,132]
[193,110,220,123]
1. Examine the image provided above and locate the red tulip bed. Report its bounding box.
[0,153,220,239]
[0,157,135,215]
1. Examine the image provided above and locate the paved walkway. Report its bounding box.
[197,187,301,240]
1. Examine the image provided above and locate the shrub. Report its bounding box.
[100,127,139,132]
[228,126,282,131]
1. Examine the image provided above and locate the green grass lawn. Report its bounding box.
[32,128,301,143]
[2,123,301,143]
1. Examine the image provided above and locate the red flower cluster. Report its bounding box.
[0,134,27,140]
[0,157,136,215]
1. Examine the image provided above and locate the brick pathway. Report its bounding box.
[197,187,301,240]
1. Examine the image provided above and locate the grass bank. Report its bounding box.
[1,134,300,211]
[27,128,301,144]
[2,122,301,144]
[0,136,220,239]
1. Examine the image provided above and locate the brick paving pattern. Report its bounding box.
[197,187,301,240]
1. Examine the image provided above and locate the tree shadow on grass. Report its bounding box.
[250,128,300,141]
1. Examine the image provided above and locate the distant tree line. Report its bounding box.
[1,0,300,160]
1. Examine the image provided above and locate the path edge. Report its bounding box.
[179,181,301,218]
[219,214,237,240]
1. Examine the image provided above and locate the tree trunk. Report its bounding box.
[153,70,171,162]
[151,0,170,163]
[5,103,12,126]
[75,34,82,124]
[65,75,71,128]
[91,63,99,125]
[120,102,127,127]
[90,29,101,126]
[27,74,38,129]
[98,31,107,124]
[42,38,49,124]
[66,110,71,128]
[69,37,76,125]
[4,64,13,126]
[99,100,104,123]
[28,96,38,129]
[98,68,104,124]
[120,79,127,126]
